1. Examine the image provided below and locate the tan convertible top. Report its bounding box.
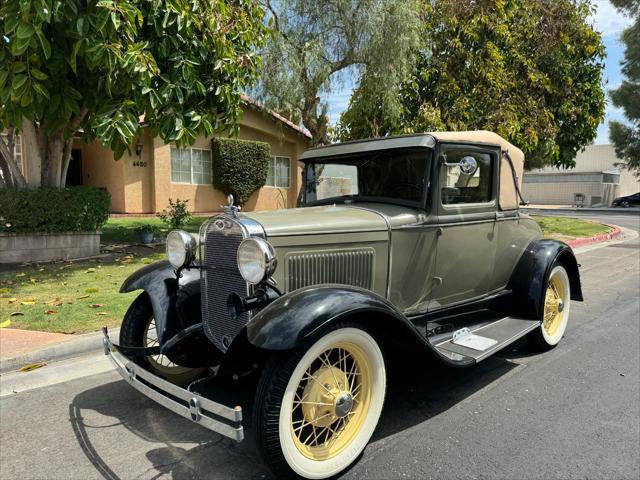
[300,130,525,211]
[428,131,524,211]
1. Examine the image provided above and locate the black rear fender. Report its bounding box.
[120,260,200,343]
[507,239,583,320]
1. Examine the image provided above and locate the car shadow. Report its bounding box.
[69,351,522,479]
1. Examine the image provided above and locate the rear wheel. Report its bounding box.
[528,265,571,350]
[254,323,386,479]
[119,293,205,386]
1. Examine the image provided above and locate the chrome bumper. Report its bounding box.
[102,327,243,442]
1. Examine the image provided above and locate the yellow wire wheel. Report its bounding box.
[540,265,571,346]
[266,326,386,479]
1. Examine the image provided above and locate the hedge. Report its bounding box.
[0,187,111,233]
[211,137,271,205]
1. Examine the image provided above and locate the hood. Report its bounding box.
[243,205,389,238]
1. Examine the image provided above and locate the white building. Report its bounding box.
[522,144,640,206]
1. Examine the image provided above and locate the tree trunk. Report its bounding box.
[0,151,14,188]
[59,140,73,187]
[42,130,65,187]
[21,119,44,187]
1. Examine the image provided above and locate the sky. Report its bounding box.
[323,0,633,146]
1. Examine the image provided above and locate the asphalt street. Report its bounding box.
[1,211,638,480]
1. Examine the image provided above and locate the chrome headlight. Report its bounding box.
[166,230,197,269]
[237,237,277,285]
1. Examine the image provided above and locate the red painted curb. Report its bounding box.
[567,224,622,248]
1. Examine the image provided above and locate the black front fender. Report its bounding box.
[246,284,427,351]
[508,239,583,320]
[120,260,200,343]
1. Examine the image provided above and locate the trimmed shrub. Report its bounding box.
[211,137,270,205]
[157,198,192,229]
[0,187,111,233]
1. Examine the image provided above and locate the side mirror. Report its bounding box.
[459,156,478,175]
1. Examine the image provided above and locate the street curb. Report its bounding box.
[566,225,623,248]
[523,207,640,216]
[0,327,119,374]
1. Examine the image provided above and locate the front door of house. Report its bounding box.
[66,149,83,186]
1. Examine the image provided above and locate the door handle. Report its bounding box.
[436,227,444,236]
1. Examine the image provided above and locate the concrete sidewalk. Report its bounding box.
[0,327,118,374]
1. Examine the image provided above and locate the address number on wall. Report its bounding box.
[133,161,148,167]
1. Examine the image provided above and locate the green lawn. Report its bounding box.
[533,215,612,239]
[0,214,611,334]
[0,252,164,333]
[101,216,206,243]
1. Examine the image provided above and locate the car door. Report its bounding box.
[429,143,499,310]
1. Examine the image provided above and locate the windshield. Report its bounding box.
[303,148,432,207]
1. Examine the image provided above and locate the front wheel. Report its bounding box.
[119,293,205,386]
[254,323,386,479]
[527,264,571,350]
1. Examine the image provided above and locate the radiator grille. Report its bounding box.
[287,249,375,291]
[200,217,249,352]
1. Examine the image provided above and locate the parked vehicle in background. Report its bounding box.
[612,192,640,208]
[102,131,583,479]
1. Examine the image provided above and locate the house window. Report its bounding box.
[266,156,291,188]
[170,147,212,184]
[1,134,23,173]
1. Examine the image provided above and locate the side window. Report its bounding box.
[440,148,494,205]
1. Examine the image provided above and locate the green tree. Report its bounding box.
[609,0,640,176]
[0,0,268,188]
[339,0,606,169]
[256,0,420,146]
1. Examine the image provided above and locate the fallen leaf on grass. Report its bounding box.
[45,298,61,305]
[89,304,105,308]
[19,362,46,372]
[85,268,96,273]
[15,273,26,277]
[21,300,36,305]
[0,287,12,294]
[96,312,108,316]
[77,295,90,299]
[45,310,58,315]
[85,288,99,293]
[38,268,45,272]
[0,319,11,328]
[121,255,134,261]
[29,278,38,284]
[8,298,17,303]
[10,312,24,316]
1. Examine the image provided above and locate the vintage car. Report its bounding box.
[103,131,583,479]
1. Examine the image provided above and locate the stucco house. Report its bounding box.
[4,97,311,213]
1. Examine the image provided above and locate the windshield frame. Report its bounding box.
[301,146,434,210]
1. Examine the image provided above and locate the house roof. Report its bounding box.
[138,95,312,141]
[240,94,312,140]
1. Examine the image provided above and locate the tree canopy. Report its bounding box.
[0,0,268,188]
[256,0,420,146]
[609,0,640,176]
[338,0,606,170]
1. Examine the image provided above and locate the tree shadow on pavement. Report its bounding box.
[69,350,522,480]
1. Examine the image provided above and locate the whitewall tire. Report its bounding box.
[254,323,386,479]
[528,265,571,350]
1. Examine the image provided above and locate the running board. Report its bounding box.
[434,317,541,364]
